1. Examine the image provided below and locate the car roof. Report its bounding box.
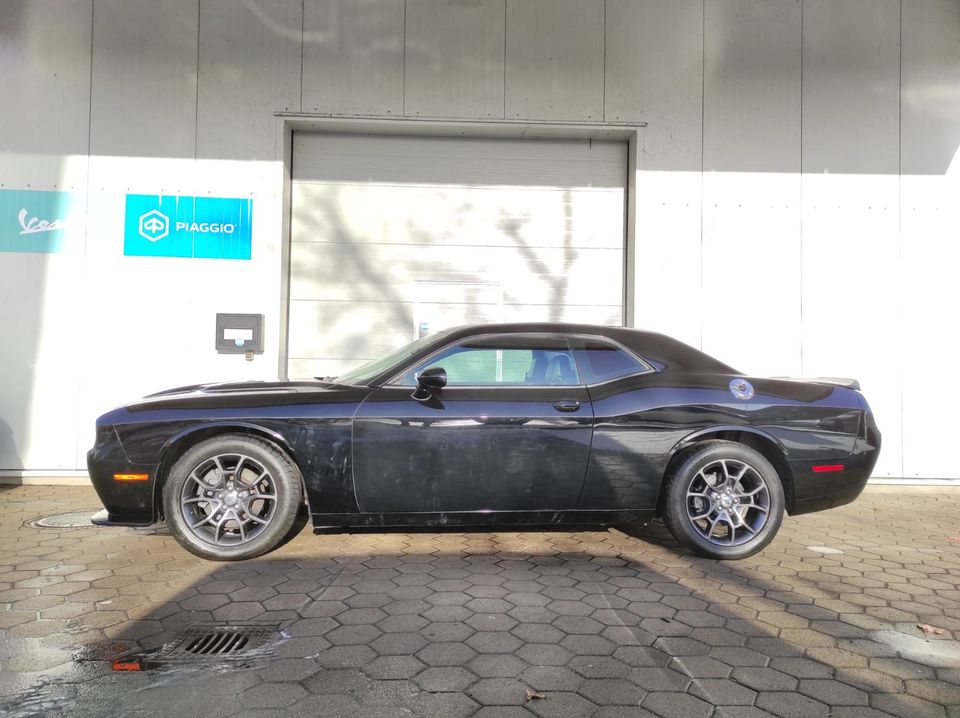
[394,323,738,377]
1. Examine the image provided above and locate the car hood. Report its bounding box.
[101,379,374,418]
[144,380,334,398]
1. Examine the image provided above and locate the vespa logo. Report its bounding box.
[18,208,68,235]
[138,210,169,242]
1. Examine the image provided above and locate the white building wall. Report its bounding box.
[1,0,958,479]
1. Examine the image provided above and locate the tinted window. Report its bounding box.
[573,340,647,384]
[397,335,581,386]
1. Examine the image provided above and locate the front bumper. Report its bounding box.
[87,425,157,526]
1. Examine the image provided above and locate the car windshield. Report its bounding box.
[331,331,451,386]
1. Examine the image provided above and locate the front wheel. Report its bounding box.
[662,441,785,560]
[162,435,303,561]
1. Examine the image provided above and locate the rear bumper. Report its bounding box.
[788,407,881,516]
[86,426,157,526]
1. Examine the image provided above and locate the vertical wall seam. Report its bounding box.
[402,0,407,116]
[601,0,606,122]
[799,0,804,376]
[194,0,201,161]
[76,0,97,471]
[84,0,95,244]
[502,0,508,119]
[699,0,706,351]
[898,0,904,479]
[299,0,305,112]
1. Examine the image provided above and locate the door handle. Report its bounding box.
[553,400,581,412]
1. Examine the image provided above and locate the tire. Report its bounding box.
[662,441,784,560]
[162,434,303,561]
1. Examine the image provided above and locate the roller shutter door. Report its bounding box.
[288,132,626,378]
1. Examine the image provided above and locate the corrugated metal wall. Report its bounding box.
[1,0,958,479]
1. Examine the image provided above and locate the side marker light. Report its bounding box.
[812,464,844,473]
[113,473,149,481]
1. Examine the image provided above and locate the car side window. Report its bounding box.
[572,339,649,384]
[395,335,581,387]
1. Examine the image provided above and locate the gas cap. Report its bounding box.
[730,378,754,400]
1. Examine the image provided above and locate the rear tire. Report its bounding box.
[162,435,302,561]
[662,441,784,560]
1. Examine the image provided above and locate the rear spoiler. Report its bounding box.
[770,377,861,391]
[812,377,860,390]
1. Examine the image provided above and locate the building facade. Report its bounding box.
[1,0,958,480]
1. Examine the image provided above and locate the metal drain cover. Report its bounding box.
[150,626,275,664]
[27,510,100,529]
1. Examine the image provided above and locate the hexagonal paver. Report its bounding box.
[755,691,830,718]
[641,691,712,718]
[417,641,479,667]
[469,653,529,678]
[241,682,307,708]
[468,677,531,705]
[528,691,598,718]
[580,678,646,705]
[467,631,524,654]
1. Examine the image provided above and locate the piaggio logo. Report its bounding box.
[138,209,169,242]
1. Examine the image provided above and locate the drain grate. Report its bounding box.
[183,631,249,656]
[26,510,101,529]
[149,626,275,665]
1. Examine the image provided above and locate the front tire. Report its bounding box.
[162,435,303,561]
[662,441,784,560]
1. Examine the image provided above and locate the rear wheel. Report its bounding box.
[662,441,784,560]
[162,435,302,561]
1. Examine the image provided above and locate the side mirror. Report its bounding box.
[417,366,447,393]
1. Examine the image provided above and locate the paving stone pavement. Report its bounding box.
[0,484,959,717]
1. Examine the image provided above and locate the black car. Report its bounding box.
[88,323,880,561]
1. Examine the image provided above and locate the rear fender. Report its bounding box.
[663,426,795,515]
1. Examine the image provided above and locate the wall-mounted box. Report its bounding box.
[215,313,264,354]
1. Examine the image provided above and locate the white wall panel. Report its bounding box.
[701,0,801,376]
[0,2,92,470]
[197,0,302,160]
[703,0,801,174]
[504,0,604,121]
[605,0,703,346]
[302,0,404,116]
[0,0,92,187]
[901,0,960,176]
[90,0,198,158]
[802,0,900,175]
[801,0,901,476]
[405,0,505,119]
[605,0,702,170]
[900,0,960,479]
[76,156,285,466]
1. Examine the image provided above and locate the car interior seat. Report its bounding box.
[545,354,577,385]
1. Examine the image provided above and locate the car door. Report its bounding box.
[351,333,594,513]
[571,336,665,511]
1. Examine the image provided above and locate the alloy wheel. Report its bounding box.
[685,458,771,547]
[178,453,278,546]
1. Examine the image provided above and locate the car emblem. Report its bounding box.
[730,378,754,400]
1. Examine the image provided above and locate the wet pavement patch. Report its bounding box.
[107,625,280,671]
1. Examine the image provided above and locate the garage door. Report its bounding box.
[287,132,627,379]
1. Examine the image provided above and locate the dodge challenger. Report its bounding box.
[87,323,880,561]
